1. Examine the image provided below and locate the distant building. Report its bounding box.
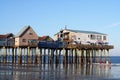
[15,26,38,47]
[54,28,108,45]
[0,33,14,46]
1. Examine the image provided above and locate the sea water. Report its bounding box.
[0,56,120,80]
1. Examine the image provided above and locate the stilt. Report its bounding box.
[59,49,61,64]
[51,49,54,64]
[65,49,68,64]
[107,49,111,63]
[101,49,105,63]
[18,47,21,64]
[39,48,42,64]
[78,49,82,64]
[103,49,106,63]
[7,48,10,63]
[14,48,17,64]
[73,49,75,64]
[70,49,73,64]
[89,50,92,64]
[75,49,77,64]
[95,50,99,63]
[83,50,86,64]
[44,49,46,64]
[35,47,38,64]
[100,50,104,63]
[24,48,27,64]
[76,49,79,64]
[3,47,6,64]
[56,49,58,64]
[86,50,88,64]
[0,48,1,63]
[28,46,31,64]
[48,49,50,64]
[12,48,14,63]
[63,48,66,64]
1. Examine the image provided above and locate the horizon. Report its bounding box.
[0,0,120,56]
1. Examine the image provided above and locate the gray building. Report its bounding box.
[0,33,14,47]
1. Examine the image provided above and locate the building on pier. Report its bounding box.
[0,33,14,46]
[54,28,108,45]
[0,26,114,64]
[38,36,53,41]
[15,26,38,47]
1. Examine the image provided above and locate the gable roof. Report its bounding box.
[15,26,38,37]
[15,26,30,37]
[65,29,107,35]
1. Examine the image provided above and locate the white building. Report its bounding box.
[54,28,108,45]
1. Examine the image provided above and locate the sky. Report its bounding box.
[0,0,120,56]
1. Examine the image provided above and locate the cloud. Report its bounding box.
[108,22,120,27]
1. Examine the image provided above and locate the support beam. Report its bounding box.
[63,48,66,64]
[83,50,86,64]
[76,49,81,64]
[3,47,6,64]
[12,48,14,63]
[89,50,92,64]
[96,50,99,63]
[70,49,73,64]
[107,49,111,63]
[27,46,31,64]
[18,47,21,64]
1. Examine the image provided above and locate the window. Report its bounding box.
[97,35,102,40]
[60,34,63,37]
[29,32,33,35]
[90,35,96,40]
[22,39,26,42]
[71,35,76,40]
[88,35,89,38]
[103,36,106,40]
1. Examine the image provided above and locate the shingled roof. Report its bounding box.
[15,26,30,37]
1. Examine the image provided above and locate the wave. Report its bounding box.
[111,63,120,66]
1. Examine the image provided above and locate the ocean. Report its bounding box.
[110,56,120,63]
[0,56,120,80]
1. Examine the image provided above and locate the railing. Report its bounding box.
[67,44,114,49]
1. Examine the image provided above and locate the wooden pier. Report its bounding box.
[0,44,113,64]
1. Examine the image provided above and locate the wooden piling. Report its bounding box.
[89,50,92,64]
[0,48,1,63]
[83,50,86,64]
[12,48,14,63]
[3,47,6,64]
[27,46,31,64]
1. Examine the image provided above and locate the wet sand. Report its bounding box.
[0,63,120,80]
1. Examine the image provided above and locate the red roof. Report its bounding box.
[38,36,53,41]
[0,33,14,39]
[0,35,7,38]
[38,36,49,41]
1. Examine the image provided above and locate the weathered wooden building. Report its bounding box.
[15,26,38,47]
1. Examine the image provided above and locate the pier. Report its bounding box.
[0,44,113,64]
[0,26,114,64]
